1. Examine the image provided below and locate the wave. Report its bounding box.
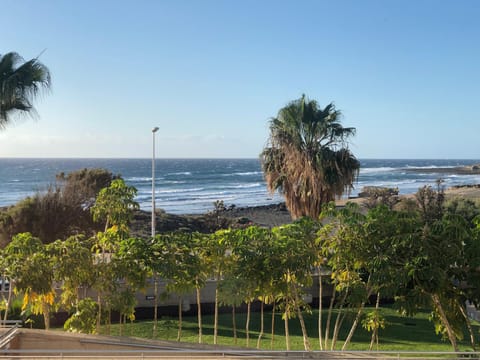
[167,171,192,176]
[360,167,397,174]
[156,187,204,194]
[222,171,263,177]
[126,176,151,182]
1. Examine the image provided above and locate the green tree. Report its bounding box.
[272,219,318,351]
[261,95,359,219]
[49,235,94,311]
[91,179,138,233]
[0,52,51,128]
[3,233,55,329]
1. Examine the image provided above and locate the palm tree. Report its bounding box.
[261,94,360,219]
[0,52,51,128]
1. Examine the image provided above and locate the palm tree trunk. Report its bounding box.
[257,300,264,349]
[431,293,458,352]
[318,273,323,350]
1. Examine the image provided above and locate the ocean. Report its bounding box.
[0,158,479,214]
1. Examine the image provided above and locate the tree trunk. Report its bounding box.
[341,301,365,351]
[331,291,348,350]
[293,286,310,351]
[196,282,202,344]
[318,273,323,350]
[431,293,458,352]
[177,297,183,341]
[284,308,290,351]
[324,283,336,349]
[42,299,50,330]
[330,310,345,350]
[341,279,372,351]
[153,275,158,338]
[257,300,264,349]
[2,278,13,326]
[119,313,123,336]
[96,293,102,334]
[246,301,251,347]
[369,292,381,351]
[214,277,219,345]
[232,305,237,345]
[458,300,476,351]
[271,301,276,350]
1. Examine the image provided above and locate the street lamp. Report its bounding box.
[151,126,159,238]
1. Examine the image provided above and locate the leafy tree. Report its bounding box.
[3,233,55,329]
[153,232,200,341]
[271,219,318,351]
[91,179,139,232]
[0,52,51,128]
[261,94,359,219]
[205,229,232,345]
[49,235,94,311]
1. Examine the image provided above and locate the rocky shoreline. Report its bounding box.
[406,164,480,174]
[129,184,480,237]
[130,202,292,238]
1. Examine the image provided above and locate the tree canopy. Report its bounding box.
[0,52,51,128]
[261,95,360,219]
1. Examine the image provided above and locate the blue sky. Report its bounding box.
[1,0,480,159]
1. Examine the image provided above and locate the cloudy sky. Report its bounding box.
[1,0,480,159]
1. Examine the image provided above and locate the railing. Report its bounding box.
[0,319,22,328]
[0,350,479,359]
[0,325,19,349]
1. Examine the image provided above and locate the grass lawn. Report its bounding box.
[100,306,479,351]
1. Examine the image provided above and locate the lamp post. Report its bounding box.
[151,126,159,238]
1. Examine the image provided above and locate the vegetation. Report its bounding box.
[0,51,51,129]
[261,95,360,219]
[1,178,480,353]
[0,168,117,245]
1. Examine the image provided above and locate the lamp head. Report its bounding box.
[152,127,159,133]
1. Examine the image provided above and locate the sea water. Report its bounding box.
[0,158,479,214]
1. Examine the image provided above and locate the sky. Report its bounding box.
[1,0,480,159]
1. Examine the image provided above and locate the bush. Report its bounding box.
[64,298,98,334]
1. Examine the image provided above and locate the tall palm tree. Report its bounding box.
[261,95,360,219]
[0,52,51,128]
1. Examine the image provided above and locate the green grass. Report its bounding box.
[100,306,480,351]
